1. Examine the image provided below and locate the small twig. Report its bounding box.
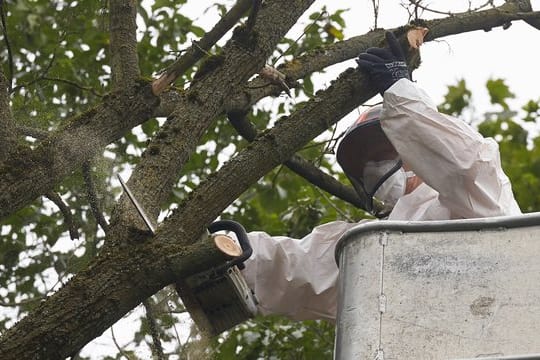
[314,186,355,222]
[273,9,326,65]
[317,123,339,166]
[11,74,103,97]
[9,51,57,94]
[82,161,110,233]
[45,191,79,240]
[371,0,380,29]
[111,326,135,360]
[0,0,14,92]
[165,297,183,346]
[43,77,104,97]
[143,299,165,360]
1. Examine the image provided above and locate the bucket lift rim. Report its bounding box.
[335,212,540,266]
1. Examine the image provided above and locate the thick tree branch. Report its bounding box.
[109,0,140,89]
[152,0,253,94]
[45,191,79,240]
[0,233,237,359]
[227,111,364,208]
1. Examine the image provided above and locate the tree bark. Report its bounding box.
[0,70,17,163]
[0,233,234,360]
[109,0,140,89]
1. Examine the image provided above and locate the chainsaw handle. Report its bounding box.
[208,220,252,270]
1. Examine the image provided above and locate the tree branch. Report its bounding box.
[142,299,165,360]
[11,76,104,97]
[45,191,79,240]
[0,230,239,359]
[110,326,136,360]
[82,161,110,233]
[227,111,364,208]
[109,0,140,89]
[152,0,253,94]
[245,0,262,31]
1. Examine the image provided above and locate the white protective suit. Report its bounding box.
[241,78,522,322]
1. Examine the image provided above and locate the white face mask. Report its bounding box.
[363,160,415,213]
[374,167,415,211]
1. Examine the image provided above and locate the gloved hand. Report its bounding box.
[357,31,410,95]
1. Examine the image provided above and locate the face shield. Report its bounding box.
[336,106,408,217]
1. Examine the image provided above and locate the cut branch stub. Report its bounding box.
[213,234,242,257]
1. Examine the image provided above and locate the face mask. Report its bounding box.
[363,160,401,194]
[374,167,415,212]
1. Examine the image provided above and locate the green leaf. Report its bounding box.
[438,79,471,116]
[486,78,515,110]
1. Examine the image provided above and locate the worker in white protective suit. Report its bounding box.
[241,32,521,322]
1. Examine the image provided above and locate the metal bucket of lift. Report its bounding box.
[176,220,258,336]
[334,212,540,360]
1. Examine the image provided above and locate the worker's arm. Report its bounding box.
[241,220,361,321]
[380,78,521,218]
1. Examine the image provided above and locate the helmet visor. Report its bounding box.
[337,114,401,215]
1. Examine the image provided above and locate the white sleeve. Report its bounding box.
[241,220,361,322]
[381,79,521,218]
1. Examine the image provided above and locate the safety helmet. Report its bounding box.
[336,105,403,217]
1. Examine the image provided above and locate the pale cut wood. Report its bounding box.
[213,234,242,257]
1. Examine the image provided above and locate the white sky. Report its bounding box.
[79,0,540,357]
